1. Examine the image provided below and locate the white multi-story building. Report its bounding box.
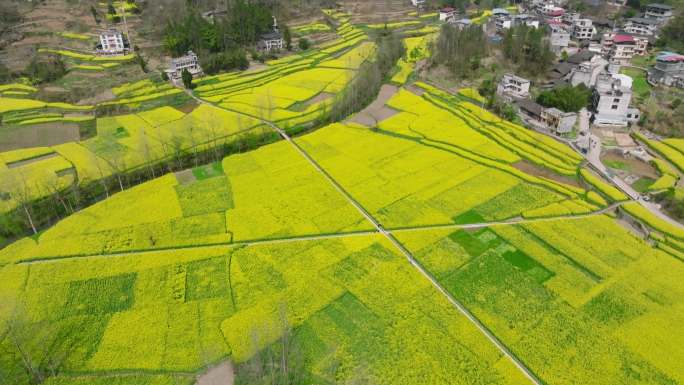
[624,17,658,36]
[165,51,203,81]
[96,29,127,56]
[644,3,673,23]
[562,11,580,25]
[591,73,638,126]
[549,24,571,52]
[601,33,647,63]
[496,73,531,99]
[572,18,595,40]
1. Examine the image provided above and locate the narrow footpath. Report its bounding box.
[267,118,544,385]
[181,84,544,384]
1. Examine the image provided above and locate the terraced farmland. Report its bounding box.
[1,7,684,385]
[0,15,376,218]
[3,76,683,385]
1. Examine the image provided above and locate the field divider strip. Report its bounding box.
[14,205,619,266]
[263,114,544,385]
[388,201,622,233]
[16,229,379,265]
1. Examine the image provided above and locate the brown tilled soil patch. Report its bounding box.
[601,150,658,179]
[6,152,58,169]
[348,84,399,127]
[303,92,334,107]
[175,169,197,185]
[77,89,116,105]
[406,84,425,96]
[196,361,234,385]
[0,123,81,152]
[513,160,582,188]
[176,101,200,114]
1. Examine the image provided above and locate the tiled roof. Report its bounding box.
[657,54,684,63]
[261,31,283,40]
[516,98,543,116]
[646,3,673,10]
[613,34,635,43]
[628,17,659,25]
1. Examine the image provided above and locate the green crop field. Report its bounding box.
[3,81,682,384]
[396,215,684,385]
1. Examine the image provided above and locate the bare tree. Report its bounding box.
[90,151,110,199]
[0,303,77,385]
[137,129,156,179]
[43,172,73,216]
[8,173,37,235]
[234,304,306,385]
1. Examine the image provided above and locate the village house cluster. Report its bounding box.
[476,0,681,136]
[163,17,286,83]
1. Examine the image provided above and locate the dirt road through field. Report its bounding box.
[196,361,234,385]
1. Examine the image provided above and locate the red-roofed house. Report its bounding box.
[613,34,634,44]
[601,32,648,63]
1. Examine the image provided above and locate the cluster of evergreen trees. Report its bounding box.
[536,84,592,113]
[655,12,684,53]
[163,0,274,74]
[430,24,488,79]
[502,24,554,77]
[24,54,67,84]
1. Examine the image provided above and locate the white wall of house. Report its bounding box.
[98,31,125,55]
[572,19,595,40]
[167,51,203,80]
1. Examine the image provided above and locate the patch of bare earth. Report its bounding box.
[348,84,399,127]
[615,216,650,239]
[304,92,333,107]
[601,150,658,179]
[196,361,234,385]
[513,160,582,188]
[77,90,116,105]
[177,101,200,114]
[0,122,80,152]
[6,152,58,169]
[175,169,197,185]
[405,84,425,96]
[247,62,267,72]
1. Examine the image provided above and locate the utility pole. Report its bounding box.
[120,1,132,51]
